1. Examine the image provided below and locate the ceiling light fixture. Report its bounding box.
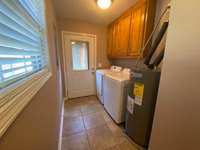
[97,0,112,9]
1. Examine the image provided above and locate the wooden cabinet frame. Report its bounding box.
[107,0,157,59]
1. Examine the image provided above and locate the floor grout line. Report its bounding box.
[81,99,96,147]
[80,103,93,150]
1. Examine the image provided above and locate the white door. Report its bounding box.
[63,32,96,99]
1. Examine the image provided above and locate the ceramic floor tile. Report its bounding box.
[118,139,140,150]
[62,132,91,150]
[65,99,82,106]
[83,111,107,130]
[81,103,104,115]
[106,121,127,144]
[80,96,97,101]
[64,100,83,118]
[62,116,85,137]
[72,96,98,105]
[64,109,82,118]
[87,125,117,150]
[100,111,113,122]
[85,99,100,105]
[105,145,120,150]
[65,98,87,107]
[62,96,140,150]
[106,138,139,150]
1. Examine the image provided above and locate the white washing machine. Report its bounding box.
[103,69,131,123]
[96,66,122,104]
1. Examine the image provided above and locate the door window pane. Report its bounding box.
[71,41,89,71]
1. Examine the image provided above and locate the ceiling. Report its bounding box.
[54,0,138,25]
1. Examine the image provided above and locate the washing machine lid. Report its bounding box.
[96,66,123,75]
[106,72,130,82]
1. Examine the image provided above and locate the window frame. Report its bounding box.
[0,0,52,138]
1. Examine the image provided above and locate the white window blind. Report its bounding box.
[0,0,48,89]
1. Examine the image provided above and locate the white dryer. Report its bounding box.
[103,69,131,123]
[96,69,108,104]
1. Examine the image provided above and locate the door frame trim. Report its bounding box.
[61,31,97,100]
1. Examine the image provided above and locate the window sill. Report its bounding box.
[0,69,52,138]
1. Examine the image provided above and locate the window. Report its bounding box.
[0,0,48,89]
[0,0,51,138]
[71,41,89,71]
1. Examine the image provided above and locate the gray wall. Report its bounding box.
[149,0,200,149]
[0,0,63,150]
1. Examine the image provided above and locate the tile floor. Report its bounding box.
[62,96,143,150]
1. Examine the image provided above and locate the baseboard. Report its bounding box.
[58,103,64,150]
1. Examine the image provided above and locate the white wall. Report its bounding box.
[149,0,200,150]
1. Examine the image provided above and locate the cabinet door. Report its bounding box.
[128,0,147,57]
[107,24,114,57]
[112,11,132,57]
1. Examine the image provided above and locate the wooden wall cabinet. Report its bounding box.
[107,24,114,57]
[112,11,132,57]
[107,0,156,59]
